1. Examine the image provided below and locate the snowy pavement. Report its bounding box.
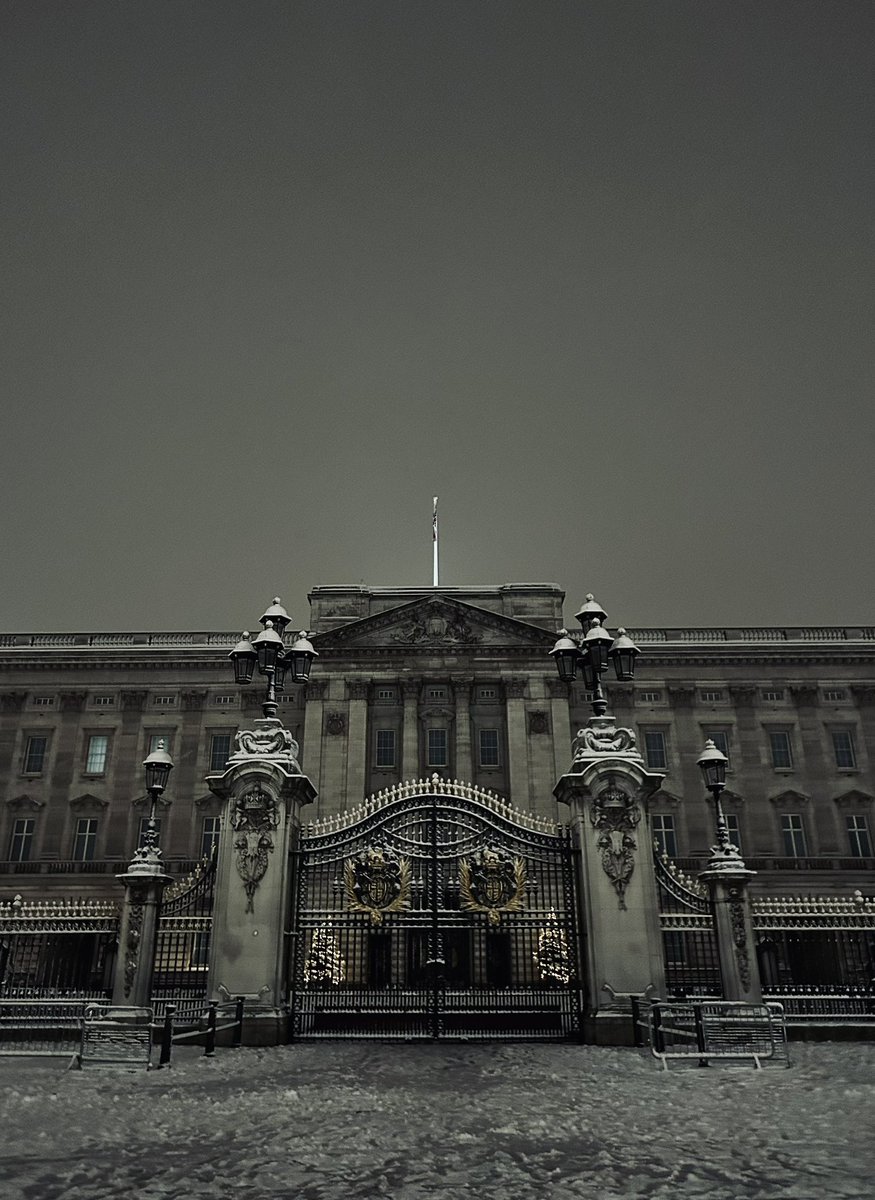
[1,1042,873,1199]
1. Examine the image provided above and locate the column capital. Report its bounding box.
[667,685,696,708]
[790,684,819,707]
[346,679,370,701]
[504,677,528,700]
[0,692,27,712]
[546,678,571,700]
[851,685,875,706]
[181,690,208,712]
[605,684,634,707]
[728,685,758,706]
[304,680,327,701]
[402,678,422,699]
[451,677,474,701]
[60,691,87,712]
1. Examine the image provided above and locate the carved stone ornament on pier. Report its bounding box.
[344,845,411,924]
[729,892,752,990]
[573,716,640,763]
[123,900,145,998]
[230,717,300,768]
[460,846,526,925]
[590,781,642,910]
[231,784,280,913]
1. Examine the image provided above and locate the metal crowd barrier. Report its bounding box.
[632,997,789,1069]
[155,997,246,1067]
[0,999,86,1058]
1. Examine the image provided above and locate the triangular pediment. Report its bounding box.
[313,595,555,651]
[768,788,810,808]
[69,792,109,812]
[833,788,874,809]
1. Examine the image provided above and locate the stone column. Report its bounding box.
[699,858,762,1003]
[452,679,473,781]
[547,678,573,786]
[553,711,665,1045]
[300,680,326,792]
[206,717,316,1044]
[112,863,171,1008]
[45,691,88,858]
[504,677,529,807]
[345,680,369,806]
[401,679,420,779]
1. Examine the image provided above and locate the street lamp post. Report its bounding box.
[549,593,640,716]
[134,738,174,868]
[229,598,317,720]
[696,738,742,865]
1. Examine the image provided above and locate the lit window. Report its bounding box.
[23,736,48,774]
[479,729,500,767]
[724,813,742,853]
[149,733,173,755]
[824,689,846,702]
[428,729,448,767]
[137,816,162,848]
[72,818,98,862]
[762,690,784,702]
[643,731,667,770]
[832,730,857,770]
[780,813,807,857]
[201,816,222,858]
[9,818,35,862]
[209,733,232,772]
[638,691,662,704]
[769,731,793,769]
[33,696,55,708]
[375,729,396,768]
[846,814,872,858]
[85,734,109,774]
[93,695,115,707]
[701,690,724,703]
[652,814,677,857]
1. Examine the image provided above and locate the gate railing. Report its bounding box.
[0,896,118,999]
[154,849,216,1003]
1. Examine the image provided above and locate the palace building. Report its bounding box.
[2,582,874,901]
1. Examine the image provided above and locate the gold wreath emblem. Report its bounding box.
[344,849,411,924]
[459,852,526,925]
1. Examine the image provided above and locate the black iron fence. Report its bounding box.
[0,896,118,999]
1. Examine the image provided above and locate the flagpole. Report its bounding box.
[432,497,439,587]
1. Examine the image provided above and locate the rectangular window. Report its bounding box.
[149,733,173,756]
[846,814,872,858]
[701,690,725,703]
[706,729,731,766]
[643,731,667,770]
[638,691,662,704]
[652,814,677,858]
[214,695,236,707]
[33,696,55,708]
[780,813,807,857]
[428,688,446,700]
[376,688,396,701]
[769,731,793,769]
[72,818,98,862]
[8,818,35,863]
[375,729,396,768]
[84,734,109,774]
[762,689,785,702]
[479,728,500,767]
[478,687,497,700]
[137,816,162,848]
[428,728,448,767]
[824,689,846,702]
[832,730,857,769]
[209,733,232,772]
[23,736,48,774]
[724,813,742,853]
[200,816,222,858]
[154,695,176,707]
[93,695,115,707]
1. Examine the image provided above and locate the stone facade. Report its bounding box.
[1,584,874,898]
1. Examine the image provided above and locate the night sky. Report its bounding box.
[2,2,873,633]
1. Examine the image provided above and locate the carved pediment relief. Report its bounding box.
[833,789,874,810]
[315,596,554,652]
[768,788,810,808]
[6,793,45,811]
[69,792,110,813]
[650,788,682,808]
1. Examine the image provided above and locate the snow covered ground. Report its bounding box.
[1,1042,873,1199]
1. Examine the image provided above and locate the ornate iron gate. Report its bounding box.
[153,850,216,1006]
[655,852,722,996]
[290,779,581,1040]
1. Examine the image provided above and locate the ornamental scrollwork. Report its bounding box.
[590,783,641,910]
[344,845,411,924]
[231,784,279,913]
[729,896,752,990]
[232,719,299,762]
[459,847,526,926]
[123,902,145,998]
[573,719,639,761]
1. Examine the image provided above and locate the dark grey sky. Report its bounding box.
[2,2,873,632]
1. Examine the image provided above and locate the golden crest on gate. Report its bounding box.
[459,846,526,925]
[344,845,411,924]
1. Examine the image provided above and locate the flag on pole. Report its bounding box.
[432,496,439,586]
[432,496,438,541]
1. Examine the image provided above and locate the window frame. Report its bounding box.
[478,728,500,768]
[22,734,49,775]
[652,813,677,858]
[8,818,35,863]
[200,816,222,859]
[831,729,857,770]
[642,729,668,771]
[768,729,793,770]
[374,728,396,769]
[780,812,807,857]
[427,728,448,768]
[846,813,872,858]
[84,732,110,776]
[72,817,98,862]
[208,731,233,773]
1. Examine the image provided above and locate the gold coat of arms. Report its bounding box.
[459,846,526,925]
[344,845,411,924]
